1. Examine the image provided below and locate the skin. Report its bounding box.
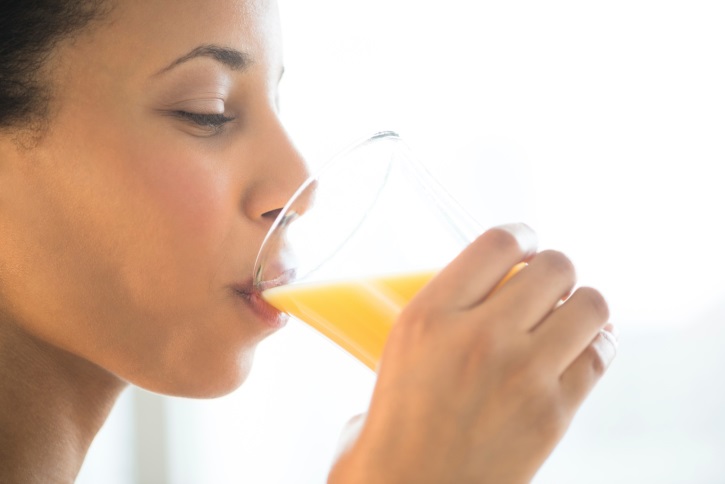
[0,0,307,481]
[0,0,617,482]
[329,227,617,483]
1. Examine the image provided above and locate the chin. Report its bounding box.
[133,346,258,399]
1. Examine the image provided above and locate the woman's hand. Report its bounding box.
[328,224,617,484]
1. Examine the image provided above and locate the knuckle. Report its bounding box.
[506,371,569,438]
[396,300,441,334]
[584,342,608,378]
[482,228,521,256]
[577,286,610,322]
[537,402,570,442]
[538,250,576,281]
[504,358,550,396]
[473,320,506,354]
[460,335,499,374]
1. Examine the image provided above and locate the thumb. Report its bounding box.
[333,413,367,461]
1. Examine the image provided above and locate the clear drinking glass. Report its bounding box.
[254,131,501,370]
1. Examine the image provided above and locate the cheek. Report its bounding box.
[126,141,237,294]
[138,148,230,243]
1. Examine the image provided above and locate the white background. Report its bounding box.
[77,0,725,482]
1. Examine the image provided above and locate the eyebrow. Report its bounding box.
[156,44,253,75]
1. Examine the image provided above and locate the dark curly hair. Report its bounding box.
[0,0,109,130]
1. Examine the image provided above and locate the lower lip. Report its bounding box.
[235,289,289,329]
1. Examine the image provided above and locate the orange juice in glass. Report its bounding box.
[263,270,436,370]
[254,132,505,371]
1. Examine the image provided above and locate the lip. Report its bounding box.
[255,268,296,292]
[232,278,290,329]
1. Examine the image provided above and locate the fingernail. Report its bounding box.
[602,323,619,343]
[495,223,538,255]
[600,326,619,351]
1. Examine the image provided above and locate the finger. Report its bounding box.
[559,325,618,410]
[416,223,537,310]
[533,286,611,375]
[477,250,576,332]
[333,413,367,461]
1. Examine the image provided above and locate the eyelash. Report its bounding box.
[173,111,236,132]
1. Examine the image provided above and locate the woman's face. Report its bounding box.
[0,0,308,396]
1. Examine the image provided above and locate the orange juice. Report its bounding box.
[263,270,436,370]
[262,263,525,370]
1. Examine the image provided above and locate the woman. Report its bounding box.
[0,0,617,482]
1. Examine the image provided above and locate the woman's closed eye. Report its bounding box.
[172,110,237,135]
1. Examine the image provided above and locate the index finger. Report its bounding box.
[414,223,537,310]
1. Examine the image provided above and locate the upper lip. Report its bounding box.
[232,268,296,297]
[255,268,296,292]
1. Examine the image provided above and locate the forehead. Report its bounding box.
[93,0,282,77]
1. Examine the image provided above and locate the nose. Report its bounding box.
[241,118,311,227]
